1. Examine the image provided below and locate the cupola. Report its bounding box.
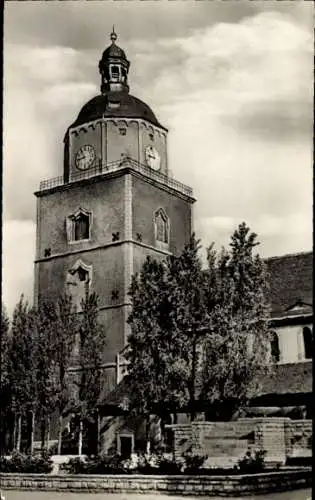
[99,28,130,94]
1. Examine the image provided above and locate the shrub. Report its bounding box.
[60,457,87,474]
[134,453,156,474]
[60,454,128,475]
[0,451,53,474]
[158,456,182,474]
[286,456,312,467]
[184,453,208,473]
[238,449,266,473]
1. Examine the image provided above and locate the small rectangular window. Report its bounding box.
[67,210,91,243]
[111,65,120,81]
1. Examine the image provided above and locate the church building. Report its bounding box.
[34,30,195,397]
[34,32,312,453]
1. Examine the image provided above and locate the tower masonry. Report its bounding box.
[34,30,195,394]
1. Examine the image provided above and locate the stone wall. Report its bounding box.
[192,420,258,468]
[285,420,312,458]
[171,424,193,458]
[168,418,312,468]
[0,469,311,496]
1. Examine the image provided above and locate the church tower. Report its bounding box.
[34,30,195,394]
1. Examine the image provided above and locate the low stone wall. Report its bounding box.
[285,420,312,458]
[0,469,311,496]
[168,418,312,468]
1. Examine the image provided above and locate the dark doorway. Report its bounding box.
[119,435,133,458]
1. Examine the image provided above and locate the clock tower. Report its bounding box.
[34,30,195,395]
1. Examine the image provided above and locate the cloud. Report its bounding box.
[2,220,36,315]
[196,212,312,260]
[4,1,313,49]
[133,11,312,141]
[3,44,97,221]
[3,5,313,315]
[131,11,312,257]
[40,82,97,111]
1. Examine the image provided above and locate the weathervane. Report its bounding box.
[110,25,117,43]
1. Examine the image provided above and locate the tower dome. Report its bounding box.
[71,93,164,129]
[67,29,165,131]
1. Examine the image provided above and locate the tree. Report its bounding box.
[0,307,10,389]
[163,236,208,421]
[76,292,106,454]
[126,256,171,444]
[33,300,60,452]
[22,294,78,454]
[8,296,38,452]
[201,222,272,420]
[126,235,208,428]
[0,307,11,454]
[126,224,272,427]
[52,293,78,455]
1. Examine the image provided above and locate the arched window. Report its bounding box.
[270,331,280,363]
[303,327,312,360]
[67,209,91,243]
[154,208,169,248]
[74,212,90,241]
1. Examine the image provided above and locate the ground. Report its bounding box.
[1,490,311,500]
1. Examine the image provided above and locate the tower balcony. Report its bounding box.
[37,157,194,199]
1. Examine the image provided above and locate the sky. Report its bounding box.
[3,0,313,315]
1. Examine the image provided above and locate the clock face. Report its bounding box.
[75,145,96,171]
[145,146,161,171]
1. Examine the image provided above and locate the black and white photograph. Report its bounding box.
[1,1,313,499]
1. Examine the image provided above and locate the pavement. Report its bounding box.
[0,489,312,500]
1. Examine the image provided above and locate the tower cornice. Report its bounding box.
[35,158,195,203]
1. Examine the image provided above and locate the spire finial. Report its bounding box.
[110,26,117,44]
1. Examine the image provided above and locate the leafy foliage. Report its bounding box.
[126,223,272,423]
[8,296,38,416]
[238,449,266,473]
[1,291,104,455]
[0,307,11,454]
[0,307,10,391]
[183,453,208,473]
[0,451,53,473]
[60,454,127,474]
[202,223,272,419]
[33,301,59,427]
[52,294,78,415]
[126,235,208,420]
[59,450,270,475]
[77,292,106,416]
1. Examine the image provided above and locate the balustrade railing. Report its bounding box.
[39,157,193,197]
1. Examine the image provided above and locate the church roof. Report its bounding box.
[99,360,312,411]
[98,376,130,411]
[101,43,127,60]
[259,360,312,396]
[69,92,165,130]
[264,252,313,318]
[101,28,127,61]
